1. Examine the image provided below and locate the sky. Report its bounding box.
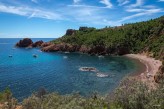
[0,0,163,38]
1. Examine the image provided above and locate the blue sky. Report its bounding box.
[0,0,163,38]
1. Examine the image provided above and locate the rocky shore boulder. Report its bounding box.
[16,38,33,47]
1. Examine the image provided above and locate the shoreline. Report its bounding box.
[125,54,162,89]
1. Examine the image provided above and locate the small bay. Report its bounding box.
[0,38,141,101]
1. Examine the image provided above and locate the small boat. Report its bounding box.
[9,55,13,58]
[33,54,38,58]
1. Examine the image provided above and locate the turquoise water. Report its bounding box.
[0,38,139,101]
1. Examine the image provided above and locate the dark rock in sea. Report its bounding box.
[16,38,33,47]
[16,38,45,48]
[33,40,44,47]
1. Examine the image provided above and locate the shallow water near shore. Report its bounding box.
[0,38,143,101]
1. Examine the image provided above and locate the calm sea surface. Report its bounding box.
[0,38,140,101]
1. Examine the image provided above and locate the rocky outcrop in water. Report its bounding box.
[16,38,33,47]
[16,38,44,48]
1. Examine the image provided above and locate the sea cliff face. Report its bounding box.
[40,43,129,55]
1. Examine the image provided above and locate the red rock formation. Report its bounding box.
[41,43,80,52]
[16,38,33,47]
[79,45,91,53]
[16,38,45,48]
[32,40,44,47]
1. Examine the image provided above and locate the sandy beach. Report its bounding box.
[125,54,162,89]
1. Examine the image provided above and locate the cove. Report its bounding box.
[0,38,141,101]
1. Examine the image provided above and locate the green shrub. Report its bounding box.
[0,88,18,109]
[112,78,164,109]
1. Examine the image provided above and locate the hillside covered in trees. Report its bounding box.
[50,16,164,60]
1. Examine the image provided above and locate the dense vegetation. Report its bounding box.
[0,78,164,109]
[53,16,164,60]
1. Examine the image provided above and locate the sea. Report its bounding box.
[0,38,141,101]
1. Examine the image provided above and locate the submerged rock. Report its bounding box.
[79,67,98,72]
[96,73,109,78]
[33,54,38,58]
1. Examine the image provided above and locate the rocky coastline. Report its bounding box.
[16,38,129,56]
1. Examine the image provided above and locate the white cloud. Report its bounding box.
[68,4,107,9]
[126,8,146,12]
[58,5,117,26]
[73,0,81,4]
[119,8,162,22]
[100,0,113,8]
[0,4,62,20]
[158,0,164,1]
[129,0,144,7]
[31,0,38,3]
[117,0,130,6]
